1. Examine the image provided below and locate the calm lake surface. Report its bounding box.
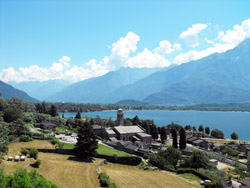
[60,110,250,141]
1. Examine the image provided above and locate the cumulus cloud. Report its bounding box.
[128,48,171,68]
[174,19,250,65]
[0,32,173,82]
[180,23,208,47]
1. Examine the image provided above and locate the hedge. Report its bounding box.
[96,154,142,166]
[177,168,219,188]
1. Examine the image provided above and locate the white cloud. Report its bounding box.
[174,19,250,65]
[180,23,208,47]
[128,48,171,68]
[0,32,173,82]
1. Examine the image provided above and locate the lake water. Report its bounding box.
[60,110,250,141]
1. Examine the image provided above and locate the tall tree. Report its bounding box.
[41,101,47,114]
[75,111,81,119]
[132,115,140,125]
[49,104,57,117]
[172,129,178,149]
[179,127,186,150]
[0,124,9,159]
[205,126,210,135]
[231,132,239,140]
[198,125,204,132]
[151,125,158,140]
[211,129,224,139]
[74,121,98,158]
[192,126,196,131]
[160,127,167,143]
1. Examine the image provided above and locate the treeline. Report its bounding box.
[36,101,250,113]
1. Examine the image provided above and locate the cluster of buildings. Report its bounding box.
[93,108,153,155]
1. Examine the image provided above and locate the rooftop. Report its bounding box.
[136,132,152,138]
[114,126,144,134]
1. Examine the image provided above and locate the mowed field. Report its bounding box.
[2,140,199,188]
[100,163,200,188]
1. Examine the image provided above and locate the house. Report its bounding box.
[92,124,105,137]
[213,143,225,151]
[187,136,199,144]
[238,179,250,188]
[210,159,218,165]
[35,122,58,130]
[192,139,209,150]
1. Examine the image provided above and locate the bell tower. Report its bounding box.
[117,108,124,126]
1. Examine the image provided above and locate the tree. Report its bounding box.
[35,103,42,113]
[132,115,140,125]
[49,104,57,117]
[205,126,210,135]
[3,107,23,123]
[184,150,211,169]
[172,129,178,149]
[75,111,81,119]
[198,125,204,132]
[151,125,158,140]
[160,127,167,143]
[41,101,47,114]
[192,126,196,131]
[211,129,224,139]
[0,124,9,159]
[179,128,186,150]
[74,120,98,159]
[231,132,239,140]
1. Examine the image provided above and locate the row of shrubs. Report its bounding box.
[177,168,219,188]
[98,172,117,188]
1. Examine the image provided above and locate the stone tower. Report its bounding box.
[117,108,124,126]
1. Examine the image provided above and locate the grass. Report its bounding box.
[97,144,132,157]
[62,143,75,149]
[100,163,200,188]
[1,140,200,188]
[179,173,202,184]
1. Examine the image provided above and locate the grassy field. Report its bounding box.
[97,144,132,157]
[100,163,200,188]
[1,140,200,188]
[179,173,202,184]
[62,143,75,149]
[202,137,249,144]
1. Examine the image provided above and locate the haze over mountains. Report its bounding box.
[0,80,37,102]
[3,39,250,105]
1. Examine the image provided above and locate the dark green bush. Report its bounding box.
[98,172,117,188]
[29,148,38,159]
[20,135,32,142]
[21,148,29,156]
[32,159,41,168]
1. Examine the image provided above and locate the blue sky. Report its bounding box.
[1,0,250,82]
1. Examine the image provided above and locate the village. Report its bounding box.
[22,108,250,188]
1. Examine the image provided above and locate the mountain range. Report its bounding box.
[0,80,38,102]
[3,38,250,105]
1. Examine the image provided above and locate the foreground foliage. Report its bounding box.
[98,172,117,188]
[0,167,58,188]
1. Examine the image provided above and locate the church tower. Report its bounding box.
[117,108,124,126]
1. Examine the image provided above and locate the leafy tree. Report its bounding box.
[12,168,32,188]
[0,124,9,158]
[74,120,98,159]
[160,127,167,143]
[211,129,224,139]
[35,103,42,113]
[231,132,239,140]
[198,125,204,132]
[0,167,4,187]
[75,111,81,119]
[8,119,28,136]
[192,126,196,131]
[172,129,178,149]
[205,126,210,135]
[49,104,57,117]
[3,107,23,123]
[179,127,186,150]
[183,150,212,169]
